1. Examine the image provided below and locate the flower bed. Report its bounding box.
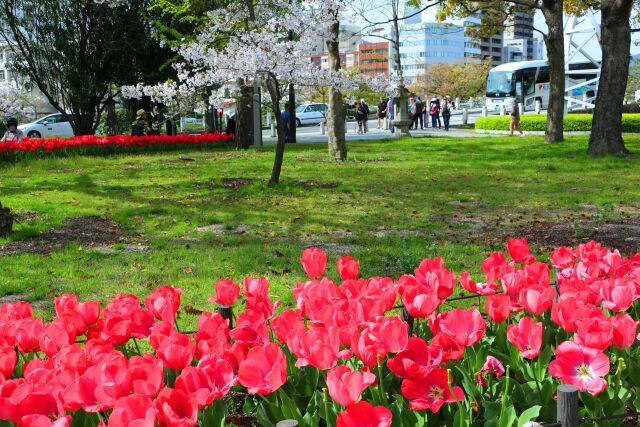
[0,133,234,161]
[1,239,639,426]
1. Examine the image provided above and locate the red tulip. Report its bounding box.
[460,272,498,296]
[15,318,44,353]
[17,415,71,427]
[374,315,409,353]
[129,354,164,398]
[548,341,609,395]
[549,246,575,269]
[229,309,270,346]
[144,286,182,325]
[351,327,387,368]
[399,282,440,318]
[414,257,456,300]
[507,317,542,359]
[485,293,511,323]
[238,343,287,395]
[326,365,376,407]
[0,346,17,380]
[610,313,638,349]
[156,330,195,371]
[476,355,505,387]
[77,301,101,328]
[336,401,392,427]
[194,312,230,344]
[519,284,555,316]
[271,309,306,345]
[155,388,198,427]
[481,252,509,282]
[242,277,270,298]
[0,301,32,320]
[387,337,442,379]
[599,278,636,312]
[507,238,535,264]
[401,368,464,412]
[108,394,157,427]
[436,308,486,348]
[574,317,614,351]
[337,256,360,280]
[210,279,241,307]
[300,247,328,278]
[290,325,342,370]
[39,320,74,358]
[175,356,236,408]
[430,332,465,362]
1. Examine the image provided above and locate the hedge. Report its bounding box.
[475,114,640,133]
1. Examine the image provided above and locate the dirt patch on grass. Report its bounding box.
[221,178,253,190]
[0,216,126,256]
[291,180,340,190]
[517,220,640,254]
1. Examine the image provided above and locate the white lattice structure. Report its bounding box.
[564,10,601,111]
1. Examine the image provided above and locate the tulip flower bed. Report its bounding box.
[1,239,640,427]
[0,133,233,161]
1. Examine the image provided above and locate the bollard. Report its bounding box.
[270,122,276,137]
[462,108,468,125]
[320,121,326,135]
[482,106,488,117]
[266,112,272,126]
[518,103,524,117]
[499,105,506,116]
[455,97,461,110]
[535,99,541,114]
[384,116,389,130]
[557,385,579,427]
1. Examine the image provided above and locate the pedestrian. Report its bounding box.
[387,97,395,134]
[360,99,370,133]
[355,100,367,134]
[131,109,148,136]
[429,97,440,129]
[149,105,164,135]
[441,96,452,131]
[281,102,292,142]
[377,96,387,129]
[1,117,24,142]
[510,101,524,136]
[408,98,415,129]
[414,96,424,130]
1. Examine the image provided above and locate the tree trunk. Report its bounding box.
[392,1,404,85]
[266,75,285,186]
[235,78,250,149]
[326,20,347,161]
[541,0,565,143]
[104,99,117,136]
[588,0,632,155]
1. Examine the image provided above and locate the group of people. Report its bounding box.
[409,96,453,131]
[131,106,170,136]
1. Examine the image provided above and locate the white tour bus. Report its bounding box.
[485,60,598,112]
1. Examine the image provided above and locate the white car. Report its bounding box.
[294,103,328,127]
[18,113,74,139]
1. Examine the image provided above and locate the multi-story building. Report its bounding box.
[357,42,390,76]
[306,24,362,56]
[503,11,535,62]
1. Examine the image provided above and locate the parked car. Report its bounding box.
[294,103,328,127]
[18,113,74,138]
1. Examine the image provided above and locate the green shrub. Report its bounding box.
[475,114,640,132]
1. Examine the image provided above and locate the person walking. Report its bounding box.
[131,109,148,136]
[360,99,370,133]
[510,101,524,136]
[441,96,452,131]
[1,117,24,142]
[408,98,416,130]
[429,97,440,129]
[355,100,367,134]
[376,97,387,129]
[414,96,424,130]
[387,97,395,134]
[281,102,292,142]
[436,96,443,128]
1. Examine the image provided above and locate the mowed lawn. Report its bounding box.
[1,135,639,321]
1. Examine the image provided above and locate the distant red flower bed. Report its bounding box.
[0,133,233,160]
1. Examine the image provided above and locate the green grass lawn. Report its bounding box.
[1,135,639,321]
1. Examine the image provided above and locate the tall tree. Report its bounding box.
[324,4,347,161]
[587,0,634,155]
[439,0,566,144]
[0,0,173,135]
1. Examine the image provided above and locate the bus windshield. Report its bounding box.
[486,71,514,96]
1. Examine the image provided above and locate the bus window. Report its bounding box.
[536,67,549,84]
[486,71,514,96]
[523,69,536,96]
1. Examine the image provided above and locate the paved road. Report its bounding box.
[260,109,494,144]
